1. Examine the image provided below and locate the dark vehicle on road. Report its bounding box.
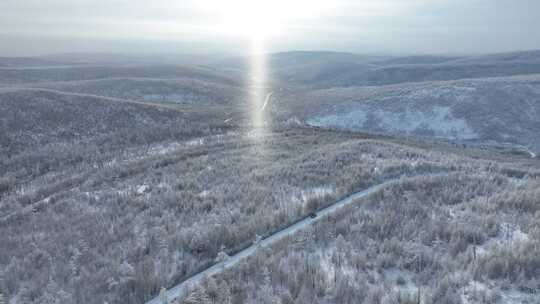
[309,212,317,219]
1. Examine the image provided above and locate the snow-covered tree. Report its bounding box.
[205,278,219,304]
[69,247,82,278]
[215,251,230,263]
[184,287,210,304]
[254,234,263,245]
[119,261,135,282]
[217,281,232,304]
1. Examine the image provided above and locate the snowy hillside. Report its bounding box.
[34,77,243,105]
[219,50,540,88]
[301,75,540,154]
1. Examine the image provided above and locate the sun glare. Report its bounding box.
[196,0,332,39]
[195,0,334,139]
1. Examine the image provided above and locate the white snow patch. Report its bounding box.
[137,185,151,195]
[497,223,530,243]
[476,223,530,257]
[117,189,131,196]
[307,110,367,130]
[461,280,536,304]
[318,251,335,282]
[284,116,302,126]
[198,190,210,198]
[290,186,335,207]
[317,249,356,282]
[308,106,478,140]
[148,142,183,156]
[186,138,205,146]
[461,281,490,304]
[500,288,538,304]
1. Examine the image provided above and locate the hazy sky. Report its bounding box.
[1,0,539,56]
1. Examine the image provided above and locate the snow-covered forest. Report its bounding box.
[1,50,540,304]
[184,172,540,304]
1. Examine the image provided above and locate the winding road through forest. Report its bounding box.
[147,178,399,304]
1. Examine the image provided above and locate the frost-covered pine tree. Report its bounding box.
[69,247,82,278]
[206,278,219,304]
[119,261,135,284]
[217,281,232,304]
[184,287,210,304]
[335,234,346,267]
[215,250,230,263]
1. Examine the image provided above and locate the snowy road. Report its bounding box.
[147,179,395,304]
[260,92,273,112]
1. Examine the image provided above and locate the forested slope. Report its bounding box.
[293,75,540,154]
[178,170,540,304]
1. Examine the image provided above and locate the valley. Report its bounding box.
[1,50,539,304]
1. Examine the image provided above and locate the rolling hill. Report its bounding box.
[0,64,240,86]
[30,77,244,105]
[293,74,540,155]
[1,50,540,304]
[253,50,540,88]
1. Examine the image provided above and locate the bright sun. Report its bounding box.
[195,0,333,132]
[196,0,332,40]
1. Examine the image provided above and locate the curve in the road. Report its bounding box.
[147,178,399,304]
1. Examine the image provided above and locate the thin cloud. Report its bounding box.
[0,0,538,55]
